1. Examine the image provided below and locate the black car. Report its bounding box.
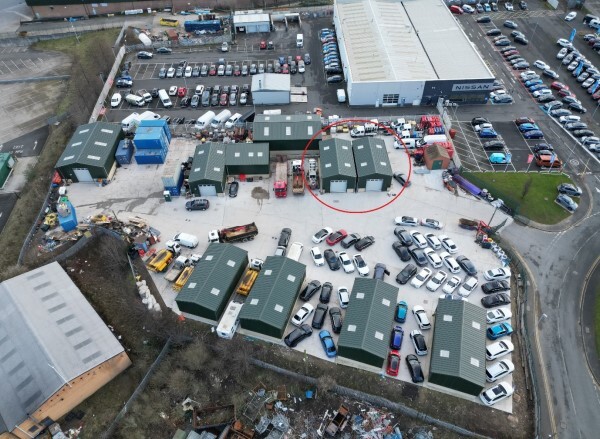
[320,282,333,303]
[483,140,506,150]
[405,354,425,383]
[396,263,417,284]
[557,183,582,197]
[409,248,428,267]
[180,96,190,107]
[284,324,313,347]
[519,1,527,9]
[393,227,412,246]
[300,280,322,301]
[565,121,588,131]
[324,249,340,270]
[210,93,219,106]
[185,198,209,211]
[373,263,389,280]
[515,36,529,45]
[137,51,153,59]
[533,143,553,153]
[477,15,492,23]
[228,181,239,197]
[456,255,477,275]
[341,233,361,249]
[329,307,343,334]
[538,95,555,104]
[156,47,172,54]
[327,75,343,83]
[471,117,489,126]
[304,53,311,65]
[312,304,328,329]
[482,280,510,294]
[574,129,594,137]
[486,29,502,36]
[482,293,511,308]
[504,20,518,29]
[393,173,411,187]
[278,228,292,247]
[354,236,375,251]
[570,102,587,113]
[392,242,411,262]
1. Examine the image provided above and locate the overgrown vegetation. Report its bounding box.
[0,29,119,280]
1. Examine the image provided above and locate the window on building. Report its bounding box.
[382,94,399,105]
[28,425,39,433]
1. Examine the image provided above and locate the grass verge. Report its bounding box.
[463,172,573,224]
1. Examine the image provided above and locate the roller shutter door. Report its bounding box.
[73,168,93,182]
[329,180,347,193]
[365,179,383,191]
[199,185,217,196]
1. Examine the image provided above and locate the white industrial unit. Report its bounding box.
[251,74,291,105]
[233,12,271,33]
[334,0,495,106]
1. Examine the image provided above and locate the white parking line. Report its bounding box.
[2,61,12,73]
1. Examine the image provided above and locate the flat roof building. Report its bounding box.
[252,114,322,152]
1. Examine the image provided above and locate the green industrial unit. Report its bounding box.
[428,299,487,396]
[188,142,227,196]
[352,137,393,192]
[337,278,398,368]
[252,114,322,151]
[238,256,306,339]
[175,243,248,322]
[225,142,270,176]
[55,122,124,183]
[319,138,356,193]
[0,153,16,189]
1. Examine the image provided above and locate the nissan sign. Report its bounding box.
[452,83,493,92]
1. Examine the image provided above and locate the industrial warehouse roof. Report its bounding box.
[352,137,392,177]
[251,73,291,92]
[188,143,226,183]
[335,0,493,82]
[319,138,356,179]
[337,278,397,368]
[429,299,487,391]
[176,243,248,320]
[225,143,269,166]
[0,262,126,433]
[233,12,271,24]
[56,122,122,168]
[253,114,322,141]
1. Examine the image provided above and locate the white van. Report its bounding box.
[121,112,140,133]
[419,134,447,145]
[211,109,232,128]
[158,89,173,108]
[125,94,145,107]
[172,232,199,249]
[287,242,304,261]
[195,110,215,130]
[110,93,122,108]
[224,112,242,129]
[336,89,346,103]
[394,138,417,149]
[216,302,243,339]
[296,33,304,48]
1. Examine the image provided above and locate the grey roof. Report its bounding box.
[56,122,122,168]
[176,243,248,320]
[189,142,226,184]
[253,114,322,141]
[225,143,269,166]
[251,73,291,92]
[0,262,126,433]
[352,137,392,177]
[336,0,493,82]
[337,278,397,366]
[319,138,356,179]
[429,299,487,385]
[233,13,270,24]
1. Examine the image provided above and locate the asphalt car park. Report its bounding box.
[0,193,18,234]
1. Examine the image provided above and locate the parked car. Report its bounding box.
[329,307,343,333]
[480,382,514,406]
[439,235,458,253]
[456,255,477,275]
[337,286,350,308]
[324,249,340,270]
[326,229,348,246]
[319,282,333,303]
[487,307,513,324]
[352,254,369,276]
[185,198,210,211]
[487,322,514,340]
[556,194,578,212]
[341,233,361,249]
[396,264,417,284]
[405,354,425,383]
[411,267,433,289]
[300,280,322,301]
[482,293,511,308]
[284,323,313,347]
[312,227,333,243]
[484,267,511,281]
[394,228,413,246]
[372,263,389,280]
[395,301,408,323]
[386,350,401,376]
[458,276,479,297]
[389,325,404,349]
[355,236,375,250]
[486,340,515,360]
[426,270,448,292]
[291,304,314,326]
[442,275,461,294]
[319,330,337,357]
[486,359,515,383]
[482,280,510,294]
[412,305,431,330]
[409,248,428,267]
[410,329,428,356]
[312,304,328,330]
[557,183,582,196]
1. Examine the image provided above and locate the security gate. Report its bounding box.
[365,179,383,191]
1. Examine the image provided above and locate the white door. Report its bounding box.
[199,185,217,196]
[73,168,93,182]
[329,180,347,193]
[365,179,383,191]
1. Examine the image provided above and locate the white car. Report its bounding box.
[426,270,448,292]
[458,276,478,297]
[166,67,176,78]
[338,251,355,273]
[532,89,552,98]
[394,216,419,227]
[504,2,513,10]
[439,235,458,254]
[421,218,444,229]
[337,286,350,308]
[486,360,515,383]
[291,303,314,326]
[312,227,333,243]
[533,60,549,70]
[442,275,461,294]
[462,4,474,13]
[565,12,577,21]
[560,115,581,124]
[557,38,573,49]
[310,247,325,266]
[423,248,443,268]
[410,329,428,356]
[410,230,428,249]
[184,66,192,77]
[557,48,568,59]
[424,233,441,250]
[520,70,537,80]
[487,93,505,102]
[411,267,433,288]
[440,252,461,273]
[168,85,178,96]
[412,305,431,330]
[486,340,515,360]
[484,267,511,281]
[352,254,369,276]
[110,93,122,108]
[480,382,514,406]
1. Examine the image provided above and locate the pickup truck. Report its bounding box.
[165,256,191,282]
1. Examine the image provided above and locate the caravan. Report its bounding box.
[216,302,243,339]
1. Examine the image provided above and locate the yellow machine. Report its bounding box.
[147,249,174,272]
[174,266,194,291]
[235,267,259,296]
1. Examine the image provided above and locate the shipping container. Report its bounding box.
[133,126,170,150]
[135,148,167,165]
[184,20,221,33]
[139,119,172,143]
[57,202,78,232]
[115,140,135,165]
[161,158,185,195]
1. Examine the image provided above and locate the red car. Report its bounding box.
[281,64,289,74]
[177,87,187,98]
[386,350,401,376]
[593,90,600,100]
[514,117,535,125]
[326,229,348,246]
[209,65,217,76]
[551,81,568,91]
[259,40,267,50]
[233,65,241,76]
[502,50,519,57]
[558,88,574,98]
[219,93,228,106]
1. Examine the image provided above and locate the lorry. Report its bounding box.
[164,256,191,282]
[216,301,244,339]
[146,242,181,272]
[350,123,377,137]
[174,266,194,291]
[307,158,319,190]
[322,404,350,437]
[292,160,304,195]
[235,259,264,296]
[273,161,288,198]
[208,222,259,243]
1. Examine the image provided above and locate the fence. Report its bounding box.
[89,45,126,123]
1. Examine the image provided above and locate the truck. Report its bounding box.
[121,110,160,134]
[146,242,181,272]
[235,259,264,296]
[350,123,377,137]
[164,256,191,282]
[323,404,350,437]
[208,222,259,243]
[216,302,244,339]
[307,158,319,190]
[419,134,447,146]
[273,161,288,198]
[292,160,304,195]
[174,266,194,291]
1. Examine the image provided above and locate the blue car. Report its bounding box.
[278,56,285,65]
[487,322,514,340]
[319,330,337,357]
[489,153,511,164]
[518,123,540,132]
[395,301,408,323]
[525,79,543,87]
[524,130,544,139]
[484,3,491,12]
[528,84,547,92]
[479,128,498,138]
[389,325,404,349]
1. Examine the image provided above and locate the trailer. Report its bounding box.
[292,160,304,195]
[164,256,190,282]
[174,266,194,291]
[273,161,288,198]
[208,222,259,243]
